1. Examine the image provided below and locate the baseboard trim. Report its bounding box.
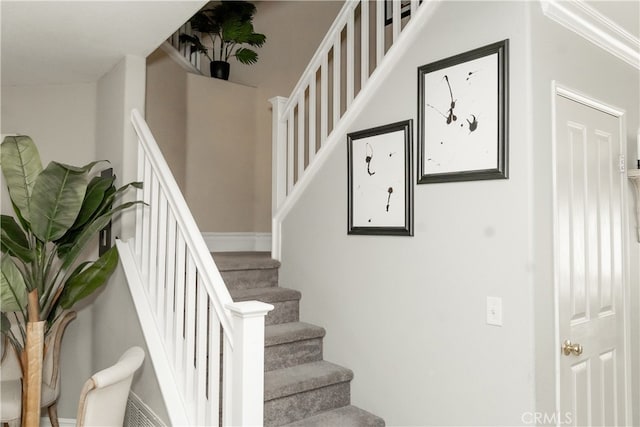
[202,232,272,252]
[540,0,640,70]
[40,418,75,427]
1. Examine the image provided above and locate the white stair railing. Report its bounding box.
[160,22,203,75]
[270,0,436,259]
[117,109,272,426]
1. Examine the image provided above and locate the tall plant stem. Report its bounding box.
[27,289,39,322]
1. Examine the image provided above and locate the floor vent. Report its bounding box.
[125,392,166,427]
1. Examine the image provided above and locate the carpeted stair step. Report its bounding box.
[213,251,280,290]
[265,322,325,371]
[264,361,354,426]
[281,405,386,427]
[230,286,301,325]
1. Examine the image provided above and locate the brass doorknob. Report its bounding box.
[562,340,583,356]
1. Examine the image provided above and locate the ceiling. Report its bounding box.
[1,1,206,86]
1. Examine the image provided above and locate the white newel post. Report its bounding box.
[270,96,288,260]
[269,96,288,215]
[225,301,274,426]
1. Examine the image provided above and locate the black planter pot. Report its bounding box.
[210,61,230,80]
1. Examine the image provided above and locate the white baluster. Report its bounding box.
[164,211,177,353]
[141,157,152,281]
[346,8,355,107]
[320,56,329,145]
[287,110,294,191]
[392,0,401,41]
[376,0,385,66]
[206,312,221,426]
[195,285,208,425]
[135,143,145,258]
[269,96,287,214]
[333,32,341,128]
[410,0,418,16]
[173,233,186,378]
[269,96,288,214]
[148,176,160,301]
[361,0,370,88]
[183,256,197,413]
[297,95,305,181]
[308,75,317,164]
[156,193,168,324]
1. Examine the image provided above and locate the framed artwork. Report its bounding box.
[417,39,509,184]
[347,120,413,236]
[385,1,421,25]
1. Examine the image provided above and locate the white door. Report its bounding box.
[554,88,629,427]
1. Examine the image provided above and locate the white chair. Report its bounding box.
[76,346,145,427]
[0,311,77,427]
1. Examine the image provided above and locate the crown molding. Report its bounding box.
[540,0,640,70]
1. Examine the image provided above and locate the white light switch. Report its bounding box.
[486,297,502,326]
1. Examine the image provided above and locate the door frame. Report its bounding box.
[550,81,632,425]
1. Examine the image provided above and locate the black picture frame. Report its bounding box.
[417,39,509,184]
[385,1,421,26]
[347,120,413,236]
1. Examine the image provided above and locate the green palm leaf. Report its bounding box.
[0,255,28,312]
[0,215,32,263]
[60,201,144,271]
[234,48,258,65]
[59,246,118,309]
[0,136,43,222]
[30,162,89,242]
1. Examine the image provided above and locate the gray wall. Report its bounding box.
[280,2,535,425]
[1,82,98,418]
[145,1,344,233]
[279,1,639,425]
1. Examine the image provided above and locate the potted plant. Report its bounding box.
[0,135,141,426]
[179,0,266,80]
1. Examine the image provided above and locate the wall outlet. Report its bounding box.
[486,296,502,326]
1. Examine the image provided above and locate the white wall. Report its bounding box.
[279,2,535,425]
[529,2,640,423]
[91,55,171,424]
[0,82,98,418]
[279,1,640,425]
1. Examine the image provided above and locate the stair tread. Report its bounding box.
[266,322,326,346]
[265,361,353,401]
[281,405,385,427]
[212,251,280,271]
[230,286,301,303]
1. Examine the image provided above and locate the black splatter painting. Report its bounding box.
[422,53,499,174]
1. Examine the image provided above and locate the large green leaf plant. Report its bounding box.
[179,1,266,65]
[0,135,141,354]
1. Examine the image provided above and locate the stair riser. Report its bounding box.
[266,300,299,325]
[264,382,350,426]
[265,338,323,371]
[220,268,278,290]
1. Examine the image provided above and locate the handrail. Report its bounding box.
[271,0,431,259]
[125,109,272,426]
[131,109,235,337]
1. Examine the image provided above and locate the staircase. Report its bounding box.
[123,1,432,425]
[214,252,384,426]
